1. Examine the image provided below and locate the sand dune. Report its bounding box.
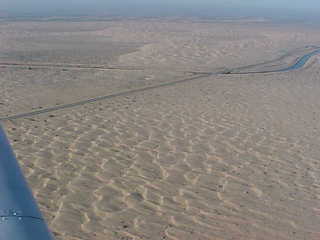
[1,19,320,240]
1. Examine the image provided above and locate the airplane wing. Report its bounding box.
[0,126,54,240]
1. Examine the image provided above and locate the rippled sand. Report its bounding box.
[1,19,320,240]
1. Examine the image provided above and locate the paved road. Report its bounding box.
[1,46,319,121]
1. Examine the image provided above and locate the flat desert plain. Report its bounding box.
[1,18,320,240]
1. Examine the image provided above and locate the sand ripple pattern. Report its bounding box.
[5,96,320,240]
[2,20,320,240]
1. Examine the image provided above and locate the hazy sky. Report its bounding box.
[1,0,319,19]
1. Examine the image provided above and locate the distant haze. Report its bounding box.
[1,0,319,21]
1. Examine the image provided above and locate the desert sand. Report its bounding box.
[1,18,320,240]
